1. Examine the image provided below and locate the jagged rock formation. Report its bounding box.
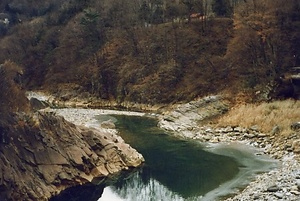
[0,112,144,200]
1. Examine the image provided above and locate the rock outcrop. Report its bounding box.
[0,112,144,200]
[158,95,228,138]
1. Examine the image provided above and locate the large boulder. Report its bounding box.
[29,97,50,110]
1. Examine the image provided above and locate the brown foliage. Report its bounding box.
[0,0,299,105]
[225,0,300,92]
[0,61,29,117]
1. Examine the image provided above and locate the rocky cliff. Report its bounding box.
[0,111,144,200]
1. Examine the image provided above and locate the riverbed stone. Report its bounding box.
[258,133,267,138]
[290,190,300,195]
[224,126,233,133]
[271,126,281,135]
[290,122,300,131]
[204,135,212,141]
[296,181,300,189]
[274,192,284,199]
[250,125,260,131]
[233,127,243,132]
[253,193,260,200]
[100,120,116,129]
[292,140,300,153]
[267,185,280,192]
[244,133,256,138]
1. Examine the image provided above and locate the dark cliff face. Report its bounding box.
[0,112,143,200]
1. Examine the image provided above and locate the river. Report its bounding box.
[41,107,276,201]
[96,114,276,201]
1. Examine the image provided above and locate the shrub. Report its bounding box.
[0,61,29,117]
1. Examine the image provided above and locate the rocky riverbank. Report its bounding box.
[27,91,300,200]
[0,96,144,200]
[158,95,300,201]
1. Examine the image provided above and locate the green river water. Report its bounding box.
[97,115,276,201]
[50,113,276,201]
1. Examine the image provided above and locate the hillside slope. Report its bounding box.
[0,0,299,104]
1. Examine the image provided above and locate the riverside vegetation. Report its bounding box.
[0,0,299,102]
[0,0,300,200]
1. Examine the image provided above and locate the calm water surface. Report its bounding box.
[97,115,276,201]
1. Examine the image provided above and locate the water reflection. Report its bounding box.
[100,171,187,201]
[98,115,240,201]
[50,111,276,201]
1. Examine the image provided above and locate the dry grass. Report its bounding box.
[217,100,300,135]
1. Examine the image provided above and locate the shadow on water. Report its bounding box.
[97,115,277,201]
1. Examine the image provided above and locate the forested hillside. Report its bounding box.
[0,0,299,104]
[0,1,299,200]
